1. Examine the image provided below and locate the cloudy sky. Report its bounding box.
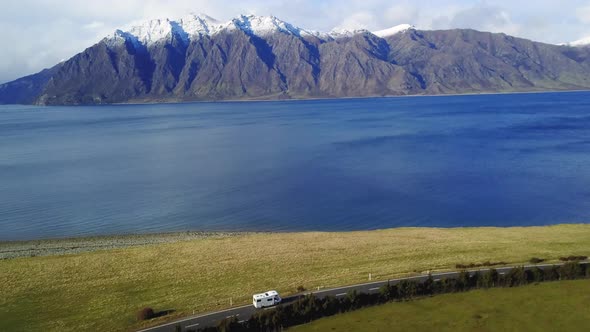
[1,0,590,83]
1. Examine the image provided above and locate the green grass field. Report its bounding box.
[1,224,589,331]
[292,279,590,332]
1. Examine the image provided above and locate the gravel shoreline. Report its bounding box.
[0,231,262,259]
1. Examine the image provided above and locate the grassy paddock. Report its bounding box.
[0,224,589,331]
[292,279,590,332]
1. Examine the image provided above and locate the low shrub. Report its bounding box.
[559,256,588,262]
[456,261,507,269]
[530,267,544,282]
[217,317,245,332]
[529,257,545,264]
[193,327,217,332]
[477,268,499,288]
[545,266,560,281]
[559,262,584,280]
[503,267,527,287]
[137,307,155,321]
[296,285,306,292]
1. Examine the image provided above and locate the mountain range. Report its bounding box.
[1,14,590,105]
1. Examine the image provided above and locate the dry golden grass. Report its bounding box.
[1,225,589,332]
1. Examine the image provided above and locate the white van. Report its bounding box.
[252,290,282,308]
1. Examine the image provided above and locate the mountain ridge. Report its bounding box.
[2,14,590,105]
[103,14,416,45]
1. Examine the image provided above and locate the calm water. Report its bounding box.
[1,92,590,241]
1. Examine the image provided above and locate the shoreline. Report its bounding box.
[12,87,590,107]
[86,88,590,106]
[2,224,587,260]
[87,88,590,106]
[0,231,265,260]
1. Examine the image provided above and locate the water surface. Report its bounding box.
[1,92,590,240]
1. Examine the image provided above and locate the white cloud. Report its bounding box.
[383,4,419,27]
[83,22,105,30]
[577,5,590,24]
[334,11,375,30]
[431,4,521,36]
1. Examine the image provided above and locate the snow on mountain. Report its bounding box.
[128,18,177,45]
[180,14,224,36]
[566,36,590,47]
[106,14,223,47]
[327,23,414,39]
[228,15,318,37]
[104,14,415,46]
[106,30,140,48]
[327,28,370,39]
[372,24,415,38]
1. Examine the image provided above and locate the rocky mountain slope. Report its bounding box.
[1,14,590,105]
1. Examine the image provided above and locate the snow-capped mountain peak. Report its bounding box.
[124,14,227,45]
[328,28,370,39]
[372,24,415,38]
[104,14,417,47]
[127,18,177,45]
[105,14,316,47]
[106,17,188,47]
[179,14,224,36]
[327,23,414,39]
[228,14,315,37]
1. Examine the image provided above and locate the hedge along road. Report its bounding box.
[137,262,588,332]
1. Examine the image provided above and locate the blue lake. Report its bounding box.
[1,92,590,241]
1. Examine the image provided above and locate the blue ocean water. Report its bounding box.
[1,92,590,241]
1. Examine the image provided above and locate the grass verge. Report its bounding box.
[0,224,589,331]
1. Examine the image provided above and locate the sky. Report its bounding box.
[1,0,590,84]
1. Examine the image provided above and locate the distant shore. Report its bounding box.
[108,88,590,107]
[0,231,264,259]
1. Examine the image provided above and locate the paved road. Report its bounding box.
[138,262,586,332]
